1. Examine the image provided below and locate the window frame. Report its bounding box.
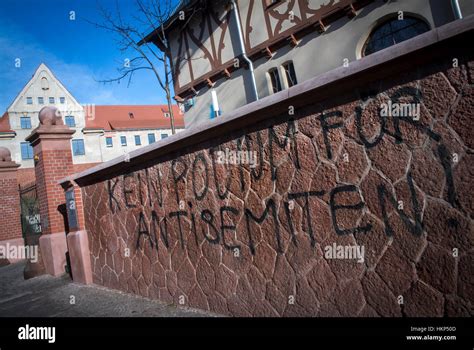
[105,137,113,148]
[71,139,86,156]
[161,133,169,139]
[26,97,33,105]
[20,116,32,129]
[134,135,141,146]
[121,136,127,147]
[148,133,156,144]
[282,61,298,88]
[268,68,282,94]
[20,142,34,160]
[49,97,55,104]
[65,116,76,127]
[38,97,44,105]
[60,97,66,104]
[362,15,430,57]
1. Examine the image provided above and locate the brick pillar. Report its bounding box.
[0,147,23,265]
[60,180,92,284]
[26,107,75,276]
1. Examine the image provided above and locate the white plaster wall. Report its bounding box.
[181,0,456,128]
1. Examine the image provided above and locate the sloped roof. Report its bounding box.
[139,0,202,46]
[8,63,82,112]
[0,112,13,133]
[84,105,184,131]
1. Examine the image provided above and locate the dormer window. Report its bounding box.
[129,112,134,119]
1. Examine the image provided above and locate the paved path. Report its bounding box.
[0,262,216,317]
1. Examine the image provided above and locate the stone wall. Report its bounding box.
[76,22,473,317]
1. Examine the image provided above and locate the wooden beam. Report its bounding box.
[174,95,184,103]
[315,19,327,33]
[263,47,273,59]
[346,4,357,18]
[288,34,299,47]
[206,78,215,87]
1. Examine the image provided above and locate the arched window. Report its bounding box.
[363,16,430,56]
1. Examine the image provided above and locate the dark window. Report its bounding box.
[268,68,282,94]
[49,97,55,104]
[65,116,76,127]
[148,133,156,144]
[283,61,298,87]
[106,137,113,147]
[26,97,33,105]
[38,97,44,105]
[134,135,141,146]
[21,142,34,160]
[60,97,66,104]
[72,139,85,156]
[161,133,168,139]
[363,16,430,56]
[121,136,127,146]
[20,117,31,129]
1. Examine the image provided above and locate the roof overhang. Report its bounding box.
[138,0,203,48]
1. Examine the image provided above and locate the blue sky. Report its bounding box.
[0,0,177,112]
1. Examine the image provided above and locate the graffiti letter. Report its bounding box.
[330,185,372,235]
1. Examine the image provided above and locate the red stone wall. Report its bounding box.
[81,55,473,316]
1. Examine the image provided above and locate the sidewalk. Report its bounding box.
[0,262,217,317]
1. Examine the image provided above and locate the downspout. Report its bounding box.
[451,0,463,19]
[230,0,259,102]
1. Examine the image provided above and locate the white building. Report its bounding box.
[0,63,184,184]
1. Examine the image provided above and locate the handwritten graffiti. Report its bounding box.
[100,87,460,257]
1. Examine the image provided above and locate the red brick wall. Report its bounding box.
[16,163,100,187]
[17,168,35,187]
[0,171,22,241]
[34,144,75,235]
[80,42,473,316]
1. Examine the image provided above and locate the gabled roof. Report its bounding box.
[7,63,82,112]
[0,112,13,133]
[84,105,185,131]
